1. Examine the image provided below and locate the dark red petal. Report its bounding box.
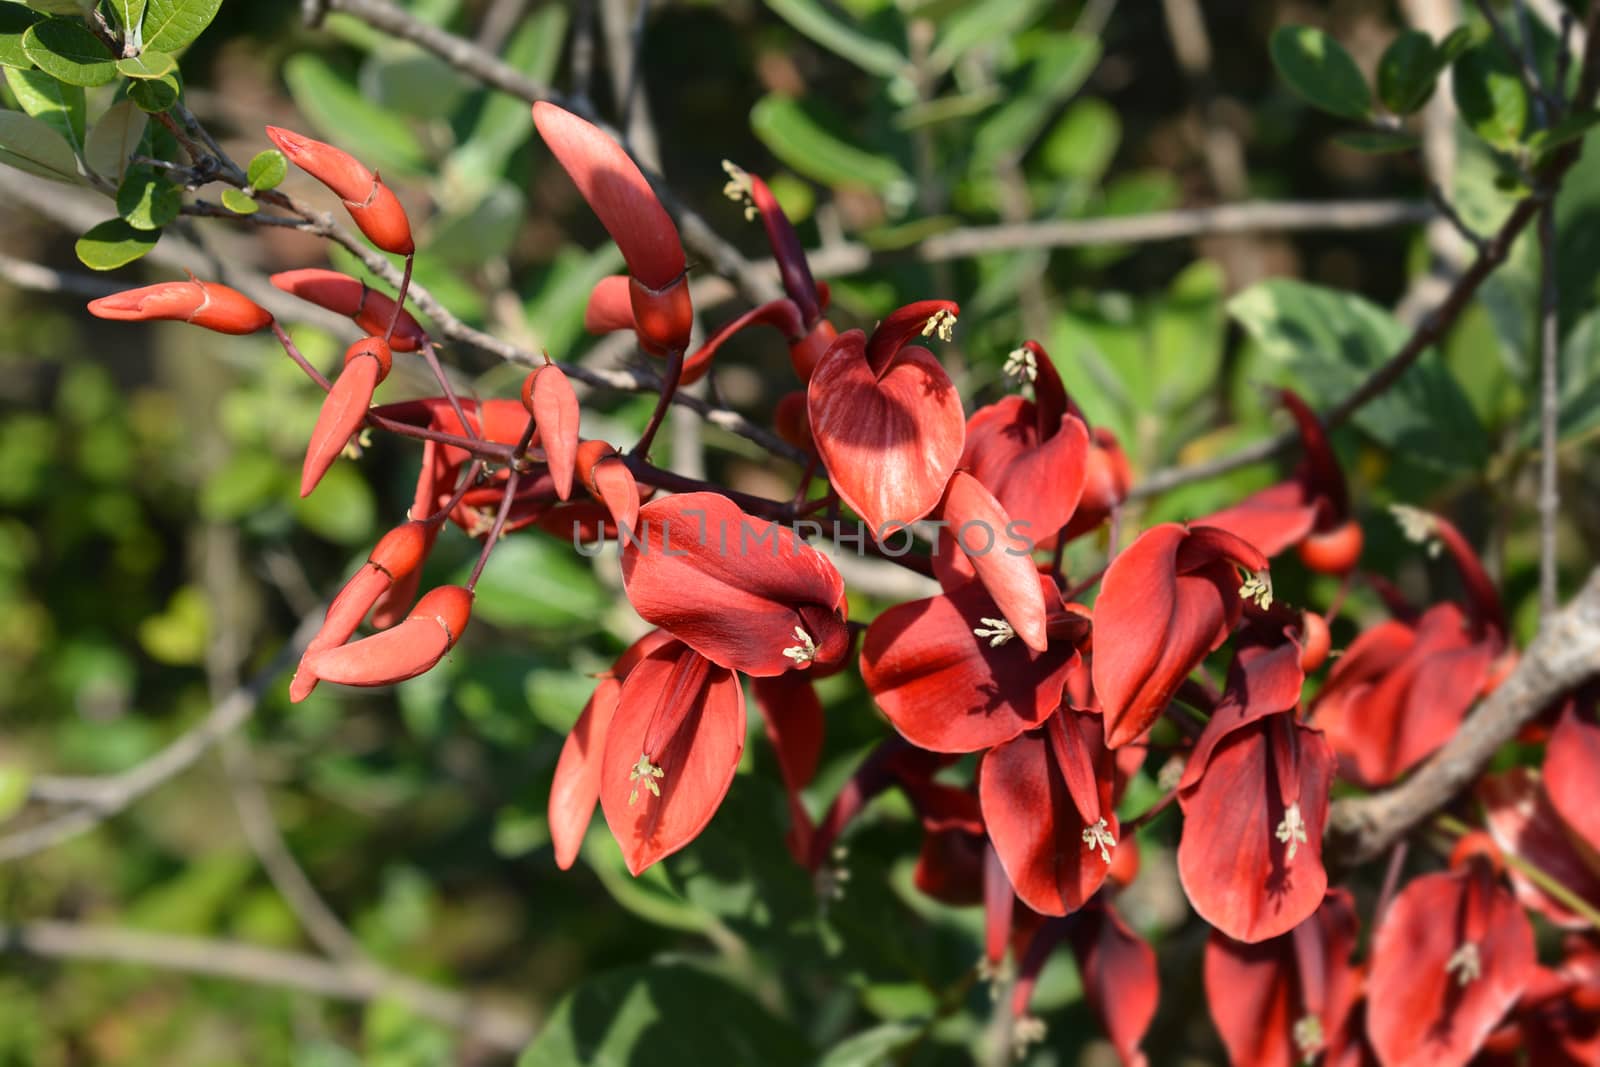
[747,171,821,326]
[940,471,1048,651]
[862,580,1078,753]
[549,676,620,870]
[751,672,824,863]
[621,492,846,677]
[1480,768,1600,930]
[864,300,959,376]
[807,330,965,532]
[1067,904,1158,1067]
[680,299,806,387]
[961,397,1089,548]
[1198,482,1320,559]
[597,643,745,875]
[1545,698,1600,855]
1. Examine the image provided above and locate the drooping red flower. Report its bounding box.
[1365,836,1536,1067]
[937,471,1049,652]
[88,278,273,335]
[301,337,392,497]
[597,638,746,874]
[1177,624,1335,942]
[960,340,1090,550]
[271,268,426,351]
[266,126,414,255]
[1203,889,1363,1067]
[1479,768,1600,930]
[861,570,1087,753]
[1544,693,1600,854]
[1092,523,1270,748]
[303,584,473,688]
[980,707,1119,915]
[807,313,966,533]
[620,492,848,677]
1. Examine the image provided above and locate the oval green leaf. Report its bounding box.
[128,71,179,111]
[1269,25,1372,119]
[282,52,427,175]
[21,17,117,87]
[110,0,147,37]
[76,217,160,270]
[84,99,147,182]
[0,108,82,183]
[141,0,222,53]
[1377,29,1442,115]
[750,94,911,202]
[220,186,258,214]
[0,766,30,824]
[116,48,175,79]
[0,6,43,69]
[1333,129,1421,154]
[4,65,85,151]
[246,148,287,190]
[1453,44,1528,149]
[116,165,182,230]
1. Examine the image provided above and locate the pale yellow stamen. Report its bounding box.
[1003,346,1037,383]
[1446,941,1482,985]
[1276,802,1308,861]
[1082,817,1116,864]
[1391,504,1443,557]
[628,753,664,805]
[1012,1016,1047,1060]
[1239,572,1274,610]
[720,160,757,220]
[973,617,1015,647]
[782,625,818,665]
[922,308,958,341]
[1292,1015,1324,1062]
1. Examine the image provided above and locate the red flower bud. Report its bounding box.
[301,337,391,498]
[522,364,580,501]
[88,279,273,335]
[788,319,836,384]
[773,391,813,454]
[270,269,425,351]
[1299,610,1331,671]
[305,584,472,688]
[1297,518,1364,575]
[577,441,639,536]
[629,275,693,356]
[266,126,414,255]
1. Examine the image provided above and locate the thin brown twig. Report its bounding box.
[1537,199,1561,616]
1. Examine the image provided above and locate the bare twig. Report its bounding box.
[0,920,535,1054]
[0,253,121,298]
[1331,567,1600,864]
[1538,199,1561,616]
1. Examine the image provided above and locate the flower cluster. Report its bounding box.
[87,105,1600,1067]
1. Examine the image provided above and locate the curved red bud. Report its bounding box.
[788,319,837,384]
[1066,904,1159,1067]
[524,365,580,500]
[532,103,686,292]
[1300,611,1331,672]
[807,330,965,532]
[577,442,639,537]
[865,300,959,376]
[598,641,745,874]
[628,275,693,355]
[1298,518,1364,575]
[740,169,822,327]
[89,279,273,335]
[1281,389,1349,520]
[266,126,413,255]
[583,275,639,335]
[305,585,472,687]
[270,269,425,351]
[939,471,1048,652]
[301,338,390,497]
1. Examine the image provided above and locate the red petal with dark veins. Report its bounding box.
[597,643,745,875]
[939,471,1048,651]
[1545,698,1600,855]
[862,578,1078,752]
[979,710,1116,916]
[549,676,620,870]
[961,395,1089,549]
[1067,903,1158,1067]
[808,330,965,533]
[1366,865,1535,1067]
[621,492,847,677]
[1480,768,1600,930]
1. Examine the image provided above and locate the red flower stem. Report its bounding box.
[271,322,332,391]
[1049,534,1067,582]
[1061,564,1107,603]
[789,453,819,509]
[1123,785,1179,833]
[632,347,683,459]
[467,468,520,591]
[1373,838,1408,927]
[419,460,485,526]
[385,254,414,345]
[419,339,481,444]
[510,415,538,469]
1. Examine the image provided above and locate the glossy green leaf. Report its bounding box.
[0,108,81,183]
[127,71,178,111]
[21,18,117,86]
[1229,279,1487,470]
[116,165,181,229]
[1377,29,1444,115]
[1269,25,1372,119]
[763,0,907,78]
[220,187,258,214]
[83,98,146,181]
[4,65,84,152]
[0,5,42,68]
[116,48,175,79]
[246,148,286,190]
[750,93,912,206]
[282,52,427,176]
[140,0,221,53]
[1333,129,1421,154]
[75,218,160,269]
[518,964,810,1067]
[1454,44,1528,149]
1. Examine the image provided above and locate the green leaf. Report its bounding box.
[293,460,376,544]
[0,5,42,68]
[1333,129,1421,154]
[220,187,257,214]
[115,48,174,79]
[750,94,911,206]
[358,46,468,120]
[970,32,1100,172]
[426,179,523,264]
[763,0,908,79]
[282,52,427,176]
[1041,97,1120,183]
[109,0,146,38]
[519,964,810,1067]
[3,65,84,152]
[140,0,221,53]
[928,0,1049,73]
[1528,110,1600,160]
[0,766,30,823]
[1453,44,1529,149]
[75,217,160,269]
[0,108,81,183]
[17,1,92,18]
[136,584,209,664]
[116,164,181,229]
[127,71,178,111]
[246,148,286,190]
[445,4,566,190]
[1378,29,1445,115]
[1269,25,1372,119]
[814,1024,921,1067]
[1229,279,1487,470]
[21,17,116,87]
[84,98,146,181]
[459,535,605,630]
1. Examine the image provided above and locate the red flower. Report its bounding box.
[271,268,426,351]
[806,309,966,532]
[597,638,746,874]
[937,470,1049,651]
[303,585,472,687]
[1092,523,1270,748]
[522,364,580,501]
[1365,837,1535,1067]
[620,492,848,677]
[1544,694,1600,855]
[1479,768,1600,929]
[266,126,414,255]
[979,707,1120,916]
[959,340,1090,551]
[88,278,272,335]
[1177,625,1335,942]
[861,571,1087,753]
[301,337,391,497]
[1203,889,1363,1067]
[1061,425,1132,544]
[750,671,827,863]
